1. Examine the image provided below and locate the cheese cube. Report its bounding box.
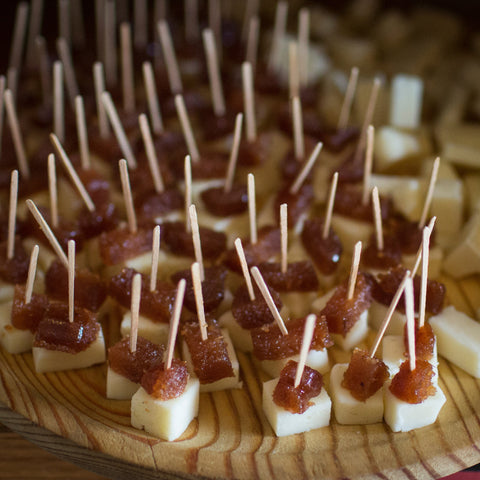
[369,301,406,336]
[131,377,200,441]
[330,363,384,424]
[402,245,443,279]
[262,377,331,436]
[430,305,480,378]
[0,301,34,354]
[331,214,373,253]
[436,123,480,169]
[260,348,330,378]
[120,312,169,345]
[331,310,369,351]
[106,367,141,400]
[218,310,254,353]
[390,75,424,129]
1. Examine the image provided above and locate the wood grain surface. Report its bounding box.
[1,274,480,480]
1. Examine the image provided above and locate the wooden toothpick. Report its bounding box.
[26,199,68,268]
[53,61,65,144]
[75,96,91,170]
[24,245,39,304]
[191,262,208,341]
[405,276,416,371]
[369,269,410,358]
[175,95,200,163]
[362,125,375,206]
[58,0,71,50]
[289,44,300,102]
[290,141,323,195]
[120,22,135,113]
[130,273,142,353]
[242,62,257,143]
[189,204,204,281]
[234,238,255,301]
[93,62,110,138]
[104,0,118,87]
[50,133,95,212]
[8,2,29,72]
[139,114,164,193]
[166,278,187,369]
[25,1,44,69]
[68,240,75,323]
[150,225,161,293]
[419,157,440,229]
[292,96,304,161]
[47,154,59,228]
[245,16,260,73]
[419,225,431,328]
[412,217,436,278]
[184,155,192,231]
[280,203,288,274]
[134,0,148,50]
[101,91,137,169]
[142,62,164,136]
[7,170,19,260]
[56,37,79,110]
[347,241,362,300]
[268,1,288,72]
[119,159,137,234]
[157,20,183,94]
[248,173,257,244]
[337,67,359,130]
[372,186,383,251]
[35,36,51,109]
[251,266,288,335]
[297,8,310,87]
[224,113,243,193]
[323,172,338,239]
[184,0,200,44]
[294,313,316,388]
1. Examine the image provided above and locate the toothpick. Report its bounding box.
[53,61,65,144]
[142,62,164,135]
[184,155,192,232]
[174,95,200,163]
[155,0,167,22]
[191,262,208,341]
[4,90,29,179]
[58,0,71,50]
[93,62,110,138]
[323,172,338,239]
[337,67,359,130]
[71,0,86,49]
[290,141,323,195]
[184,0,200,44]
[289,42,300,100]
[75,96,90,170]
[224,113,243,192]
[8,2,29,72]
[157,21,183,94]
[405,276,416,371]
[294,313,316,388]
[203,28,226,117]
[369,269,410,358]
[208,0,222,55]
[0,76,5,160]
[245,16,260,73]
[268,1,288,72]
[419,157,440,229]
[412,217,436,278]
[354,77,381,163]
[372,186,383,251]
[104,0,117,87]
[280,203,288,274]
[48,154,59,228]
[120,22,135,113]
[24,245,39,304]
[251,266,288,335]
[362,125,375,205]
[95,0,105,64]
[242,62,257,142]
[36,37,51,108]
[50,133,95,212]
[150,225,161,293]
[101,92,137,169]
[64,240,75,326]
[347,241,362,300]
[292,96,304,160]
[241,0,259,42]
[119,159,137,234]
[133,0,147,50]
[7,68,18,103]
[189,204,205,281]
[248,173,257,244]
[25,0,44,69]
[234,238,255,301]
[419,226,431,328]
[297,8,310,87]
[130,273,142,353]
[56,37,79,110]
[139,114,164,193]
[26,200,68,267]
[166,278,187,369]
[7,170,19,260]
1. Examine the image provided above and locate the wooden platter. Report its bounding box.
[1,274,480,480]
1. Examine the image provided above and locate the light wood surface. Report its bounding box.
[1,274,480,480]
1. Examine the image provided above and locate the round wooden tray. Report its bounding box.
[1,274,480,480]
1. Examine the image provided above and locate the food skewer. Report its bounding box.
[175,95,200,162]
[347,241,362,300]
[150,225,161,293]
[68,240,75,324]
[142,62,164,136]
[203,28,226,117]
[56,37,80,109]
[289,141,323,195]
[242,62,257,143]
[139,113,164,193]
[35,37,51,109]
[134,0,148,50]
[165,278,187,369]
[130,273,142,353]
[75,96,91,171]
[184,0,200,44]
[294,313,316,388]
[418,157,440,230]
[184,155,192,231]
[248,173,257,244]
[58,0,71,49]
[0,76,5,159]
[234,238,255,301]
[292,95,304,160]
[25,0,44,69]
[245,16,260,73]
[268,1,288,72]
[53,61,65,144]
[7,170,19,261]
[419,226,432,329]
[297,8,310,87]
[104,0,118,87]
[157,21,183,94]
[93,62,110,138]
[362,125,374,206]
[189,204,204,281]
[8,2,29,74]
[119,159,137,234]
[224,113,243,193]
[24,244,40,305]
[191,262,207,341]
[337,67,359,130]
[322,172,339,239]
[120,22,135,113]
[371,186,384,252]
[47,154,59,228]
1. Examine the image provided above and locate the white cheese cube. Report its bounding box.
[262,377,331,436]
[218,311,253,353]
[402,245,443,279]
[281,292,318,318]
[330,363,384,424]
[106,367,140,400]
[390,75,424,129]
[0,301,35,354]
[0,285,15,305]
[383,381,446,432]
[121,312,169,345]
[430,305,480,378]
[131,377,200,441]
[369,301,406,336]
[331,310,369,351]
[32,328,106,373]
[260,348,330,378]
[331,214,373,253]
[436,123,480,169]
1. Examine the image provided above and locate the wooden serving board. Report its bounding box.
[1,274,480,480]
